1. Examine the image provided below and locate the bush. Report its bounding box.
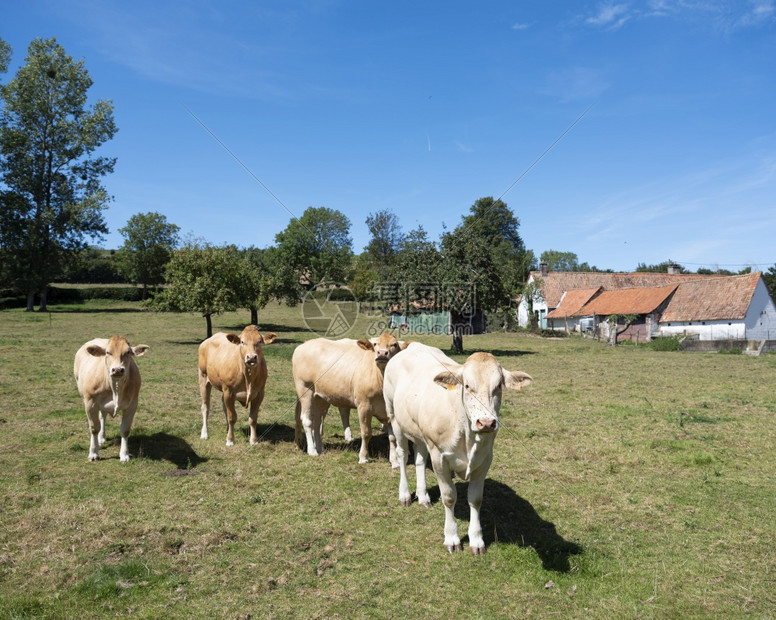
[648,336,682,352]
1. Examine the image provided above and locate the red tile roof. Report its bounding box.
[534,271,763,322]
[577,284,678,316]
[545,288,600,319]
[660,273,760,321]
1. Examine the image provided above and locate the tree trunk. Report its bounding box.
[26,291,35,312]
[250,307,258,325]
[38,285,48,312]
[205,314,213,339]
[450,310,465,354]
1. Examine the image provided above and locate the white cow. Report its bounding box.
[384,342,532,554]
[74,335,149,462]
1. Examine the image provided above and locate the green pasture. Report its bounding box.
[1,300,775,618]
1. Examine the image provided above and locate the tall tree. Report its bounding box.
[274,206,353,300]
[541,250,580,272]
[118,212,180,298]
[440,197,530,352]
[764,265,776,301]
[364,209,403,270]
[154,240,243,338]
[0,38,117,311]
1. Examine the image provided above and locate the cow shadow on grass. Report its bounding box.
[126,431,208,470]
[481,349,537,358]
[421,477,582,571]
[237,422,296,445]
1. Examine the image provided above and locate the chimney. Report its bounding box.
[667,260,679,275]
[540,261,548,277]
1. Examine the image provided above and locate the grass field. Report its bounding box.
[1,300,775,619]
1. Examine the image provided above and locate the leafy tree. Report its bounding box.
[0,38,116,311]
[635,260,686,273]
[154,239,243,338]
[541,250,580,272]
[274,206,353,300]
[0,38,10,75]
[764,265,776,301]
[117,212,180,298]
[364,209,403,272]
[439,197,530,353]
[239,246,285,325]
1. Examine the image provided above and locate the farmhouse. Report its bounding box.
[518,266,776,347]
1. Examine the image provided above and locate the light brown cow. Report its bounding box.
[198,325,277,446]
[74,335,150,462]
[292,333,408,464]
[384,342,532,554]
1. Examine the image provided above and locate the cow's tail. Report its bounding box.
[294,400,303,450]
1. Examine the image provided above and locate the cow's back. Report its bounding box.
[385,342,461,445]
[74,338,111,397]
[293,338,376,406]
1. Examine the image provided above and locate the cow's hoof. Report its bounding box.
[200,433,208,440]
[445,543,463,554]
[225,440,234,447]
[400,498,412,507]
[249,439,258,446]
[358,457,369,464]
[419,500,432,509]
[344,430,353,442]
[470,545,486,555]
[88,454,99,462]
[120,454,130,463]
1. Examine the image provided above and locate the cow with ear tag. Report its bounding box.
[198,325,277,446]
[385,342,532,554]
[74,335,150,462]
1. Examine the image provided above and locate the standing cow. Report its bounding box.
[198,325,277,446]
[292,333,408,464]
[74,335,150,462]
[384,342,532,554]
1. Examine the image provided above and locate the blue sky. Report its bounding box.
[4,1,776,272]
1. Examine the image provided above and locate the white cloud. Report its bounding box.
[586,3,632,29]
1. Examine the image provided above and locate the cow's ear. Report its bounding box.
[132,345,150,357]
[399,340,413,350]
[357,339,374,351]
[86,344,107,358]
[503,370,533,391]
[226,334,241,345]
[433,367,462,389]
[261,332,277,345]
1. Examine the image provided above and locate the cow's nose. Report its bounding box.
[475,418,497,432]
[110,366,125,377]
[375,350,390,362]
[245,354,258,366]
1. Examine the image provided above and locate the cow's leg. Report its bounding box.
[433,455,461,553]
[118,404,137,463]
[338,407,353,442]
[97,411,107,446]
[298,395,323,456]
[466,456,493,554]
[222,390,238,446]
[414,442,431,508]
[356,405,373,464]
[247,391,264,445]
[85,400,101,461]
[394,425,412,507]
[385,422,398,468]
[199,371,211,440]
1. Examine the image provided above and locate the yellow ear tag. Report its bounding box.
[446,383,458,391]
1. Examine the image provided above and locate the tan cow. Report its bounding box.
[292,333,408,464]
[198,325,277,446]
[74,335,150,462]
[384,342,532,554]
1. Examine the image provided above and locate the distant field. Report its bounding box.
[1,300,775,618]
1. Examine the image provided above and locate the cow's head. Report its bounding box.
[433,352,532,433]
[86,335,149,380]
[226,326,277,367]
[357,333,410,367]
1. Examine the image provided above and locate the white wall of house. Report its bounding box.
[658,319,746,340]
[744,279,776,340]
[516,275,549,328]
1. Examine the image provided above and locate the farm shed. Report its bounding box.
[519,269,776,343]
